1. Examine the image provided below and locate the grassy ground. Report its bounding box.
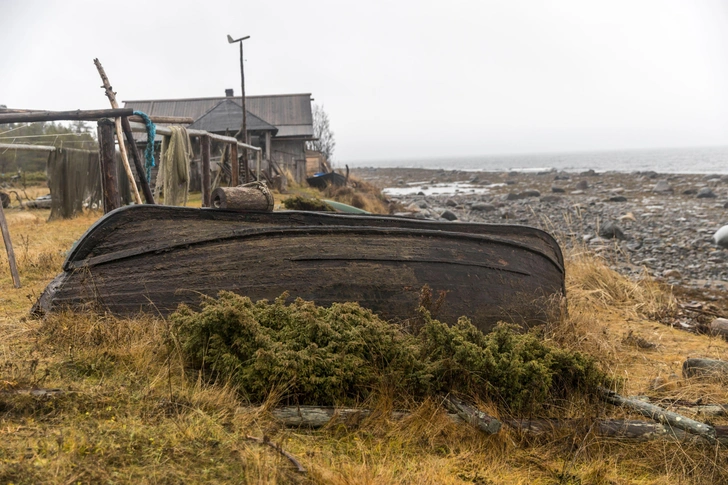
[1,191,728,484]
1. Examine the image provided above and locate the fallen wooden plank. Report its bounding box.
[443,395,501,434]
[598,387,717,444]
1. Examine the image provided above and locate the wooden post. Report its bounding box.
[93,59,142,205]
[0,204,21,288]
[242,152,250,184]
[201,135,211,207]
[121,116,155,204]
[230,143,239,186]
[98,119,121,213]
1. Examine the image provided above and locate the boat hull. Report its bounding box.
[34,206,566,331]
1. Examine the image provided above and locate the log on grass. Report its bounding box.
[211,183,274,211]
[270,406,408,428]
[443,395,501,434]
[598,387,717,444]
[683,358,728,379]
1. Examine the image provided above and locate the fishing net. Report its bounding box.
[154,126,192,206]
[47,148,131,220]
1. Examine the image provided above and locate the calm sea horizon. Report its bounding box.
[343,145,728,174]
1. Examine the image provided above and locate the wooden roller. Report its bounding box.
[211,182,274,211]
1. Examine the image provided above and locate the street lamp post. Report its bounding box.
[227,34,250,181]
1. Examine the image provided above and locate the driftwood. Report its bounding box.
[598,387,717,444]
[683,358,728,379]
[270,406,409,428]
[0,108,133,124]
[94,58,142,205]
[508,419,728,444]
[245,435,306,473]
[443,395,501,434]
[211,183,274,211]
[0,202,21,288]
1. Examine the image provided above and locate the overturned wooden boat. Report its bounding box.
[33,205,565,331]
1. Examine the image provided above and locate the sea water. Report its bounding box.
[345,146,728,174]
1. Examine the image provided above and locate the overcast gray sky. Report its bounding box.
[2,0,728,162]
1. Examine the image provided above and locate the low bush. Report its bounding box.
[171,292,611,411]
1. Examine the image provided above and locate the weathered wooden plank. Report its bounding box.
[0,108,133,124]
[598,387,717,444]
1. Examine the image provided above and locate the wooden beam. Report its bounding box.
[230,143,239,186]
[127,121,261,151]
[201,135,211,207]
[128,115,193,124]
[0,108,133,124]
[0,143,55,152]
[0,203,21,288]
[0,109,192,125]
[98,119,121,213]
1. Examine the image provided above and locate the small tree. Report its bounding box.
[308,104,336,164]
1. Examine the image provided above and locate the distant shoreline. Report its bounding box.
[340,145,728,175]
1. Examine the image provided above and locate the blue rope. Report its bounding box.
[133,111,156,182]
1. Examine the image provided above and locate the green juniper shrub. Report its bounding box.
[170,292,611,411]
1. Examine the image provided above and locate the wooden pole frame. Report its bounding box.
[0,203,21,288]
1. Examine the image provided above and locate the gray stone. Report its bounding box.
[663,269,681,279]
[712,225,728,248]
[575,180,589,190]
[697,187,717,198]
[683,188,698,195]
[540,195,563,204]
[440,210,458,221]
[504,192,524,200]
[599,221,626,240]
[445,199,457,207]
[471,202,496,212]
[551,185,565,193]
[521,189,541,197]
[607,196,628,202]
[652,180,673,193]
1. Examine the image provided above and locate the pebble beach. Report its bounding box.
[352,167,728,297]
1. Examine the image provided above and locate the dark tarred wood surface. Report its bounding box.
[34,206,565,331]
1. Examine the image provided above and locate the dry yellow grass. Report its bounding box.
[1,197,728,484]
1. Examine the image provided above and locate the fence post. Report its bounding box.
[201,135,211,207]
[98,118,121,213]
[230,143,239,186]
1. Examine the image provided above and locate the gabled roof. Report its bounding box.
[188,99,278,135]
[123,93,313,138]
